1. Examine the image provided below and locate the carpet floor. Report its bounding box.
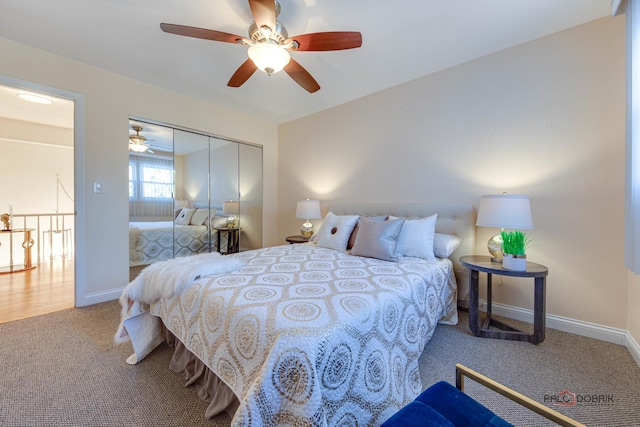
[0,300,638,426]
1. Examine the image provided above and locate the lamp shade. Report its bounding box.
[476,194,533,229]
[223,201,239,215]
[296,199,321,220]
[174,199,189,209]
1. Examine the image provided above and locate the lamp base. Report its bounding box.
[487,234,503,262]
[225,216,237,228]
[300,221,313,239]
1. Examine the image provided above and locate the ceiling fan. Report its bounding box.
[129,126,154,153]
[160,0,362,93]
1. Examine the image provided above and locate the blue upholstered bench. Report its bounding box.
[381,381,511,427]
[382,364,584,427]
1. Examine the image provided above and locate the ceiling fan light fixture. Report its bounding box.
[248,43,290,76]
[129,143,148,153]
[129,134,146,144]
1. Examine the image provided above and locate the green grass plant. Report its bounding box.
[501,230,530,256]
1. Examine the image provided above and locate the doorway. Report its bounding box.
[0,81,76,323]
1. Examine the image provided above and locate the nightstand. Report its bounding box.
[459,255,549,344]
[286,235,309,244]
[216,227,240,254]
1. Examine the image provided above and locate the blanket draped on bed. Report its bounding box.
[114,252,245,364]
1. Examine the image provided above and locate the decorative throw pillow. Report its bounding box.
[189,208,209,226]
[351,217,405,262]
[175,208,195,225]
[347,215,388,249]
[394,214,438,260]
[315,212,359,251]
[434,233,463,259]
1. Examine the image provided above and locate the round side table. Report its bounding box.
[459,255,548,344]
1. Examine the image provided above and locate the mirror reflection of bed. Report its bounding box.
[128,119,263,280]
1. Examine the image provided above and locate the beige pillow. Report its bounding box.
[189,208,209,226]
[347,215,388,249]
[351,217,405,262]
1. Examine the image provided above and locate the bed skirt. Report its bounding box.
[164,328,240,419]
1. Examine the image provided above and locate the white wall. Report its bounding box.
[0,119,74,215]
[0,36,278,306]
[278,17,628,329]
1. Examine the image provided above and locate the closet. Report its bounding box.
[128,118,262,267]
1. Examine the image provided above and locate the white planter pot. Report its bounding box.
[503,253,527,271]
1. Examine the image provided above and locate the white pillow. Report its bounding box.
[394,214,438,260]
[211,216,228,228]
[189,208,209,226]
[315,212,359,251]
[434,233,463,259]
[175,208,195,225]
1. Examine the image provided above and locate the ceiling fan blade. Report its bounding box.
[286,32,362,51]
[248,0,276,33]
[284,59,320,93]
[228,59,259,88]
[160,23,243,44]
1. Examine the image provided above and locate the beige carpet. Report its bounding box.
[0,300,638,426]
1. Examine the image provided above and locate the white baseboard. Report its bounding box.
[625,330,640,367]
[475,299,640,367]
[77,288,123,307]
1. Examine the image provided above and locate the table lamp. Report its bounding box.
[296,199,321,238]
[223,200,239,228]
[476,194,533,262]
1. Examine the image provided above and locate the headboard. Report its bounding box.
[192,202,224,214]
[329,202,475,300]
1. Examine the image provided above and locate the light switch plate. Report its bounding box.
[93,181,104,194]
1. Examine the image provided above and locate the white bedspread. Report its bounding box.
[150,244,458,426]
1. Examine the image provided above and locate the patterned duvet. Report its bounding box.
[151,244,458,426]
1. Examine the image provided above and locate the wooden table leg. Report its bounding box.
[532,276,546,344]
[486,273,493,316]
[468,269,480,336]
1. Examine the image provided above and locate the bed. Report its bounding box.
[129,204,229,267]
[117,202,475,426]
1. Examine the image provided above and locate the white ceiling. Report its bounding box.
[0,0,613,127]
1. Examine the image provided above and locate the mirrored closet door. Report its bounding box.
[128,118,262,272]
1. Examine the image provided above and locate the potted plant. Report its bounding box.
[501,230,530,271]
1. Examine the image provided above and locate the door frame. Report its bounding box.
[0,74,85,307]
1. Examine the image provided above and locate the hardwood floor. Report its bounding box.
[0,259,74,324]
